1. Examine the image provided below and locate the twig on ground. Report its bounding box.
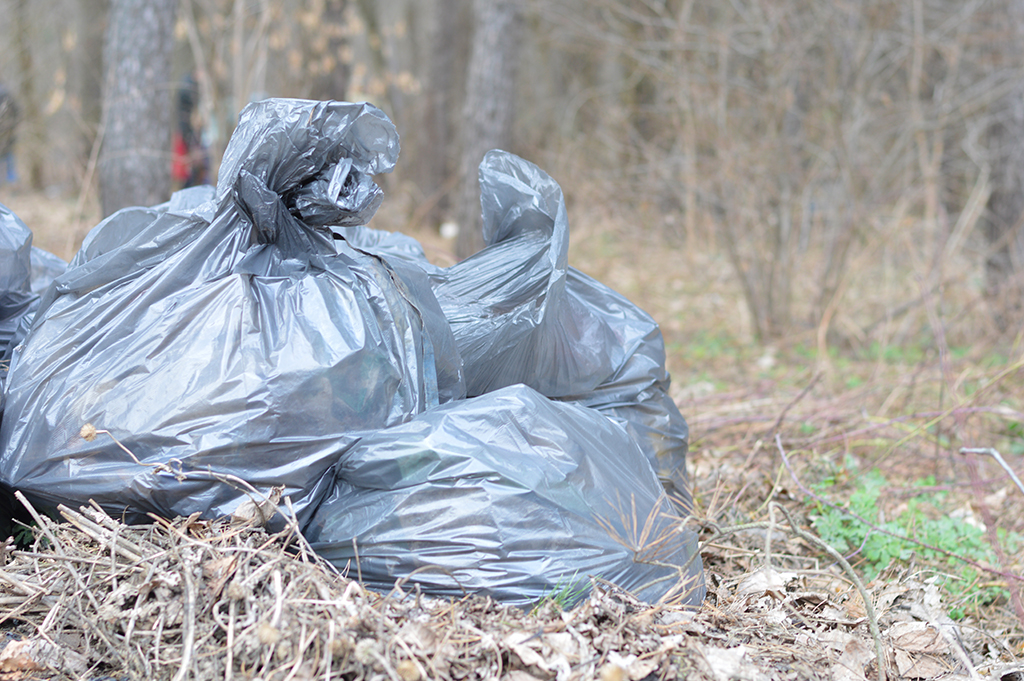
[960,447,1024,498]
[766,372,821,438]
[959,448,1024,631]
[772,503,887,681]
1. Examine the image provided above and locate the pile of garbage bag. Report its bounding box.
[0,99,704,607]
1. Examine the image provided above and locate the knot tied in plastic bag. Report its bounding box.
[219,100,398,247]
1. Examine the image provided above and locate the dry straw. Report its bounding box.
[1,482,1018,680]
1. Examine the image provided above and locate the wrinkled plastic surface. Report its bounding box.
[1,203,32,293]
[29,246,67,296]
[306,385,705,607]
[0,203,35,354]
[0,99,464,528]
[429,151,691,500]
[1,205,35,418]
[0,209,65,539]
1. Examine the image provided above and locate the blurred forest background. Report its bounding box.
[3,0,1024,632]
[2,0,1024,350]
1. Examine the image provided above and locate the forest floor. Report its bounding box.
[0,186,1022,680]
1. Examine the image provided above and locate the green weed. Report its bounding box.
[13,521,37,548]
[982,353,1010,368]
[684,331,741,361]
[531,572,589,613]
[861,341,927,365]
[950,346,970,360]
[809,469,1015,620]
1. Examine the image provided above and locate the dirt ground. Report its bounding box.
[1,185,1023,680]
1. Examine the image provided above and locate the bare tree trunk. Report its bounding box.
[14,0,44,190]
[455,0,523,259]
[72,0,109,172]
[983,0,1024,332]
[417,0,471,228]
[307,0,351,102]
[354,0,405,122]
[99,0,177,218]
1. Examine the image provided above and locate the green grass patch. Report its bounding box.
[809,468,1014,620]
[683,331,742,361]
[859,341,928,365]
[531,572,589,613]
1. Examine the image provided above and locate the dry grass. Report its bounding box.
[1,466,1019,680]
[1,188,1023,679]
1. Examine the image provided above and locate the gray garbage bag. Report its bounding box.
[333,224,437,268]
[28,247,67,296]
[5,245,68,381]
[430,151,692,503]
[1,203,39,420]
[2,242,67,419]
[0,203,35,355]
[1,203,61,534]
[1,204,32,290]
[305,384,705,607]
[0,99,463,528]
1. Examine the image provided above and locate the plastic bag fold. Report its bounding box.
[305,385,705,607]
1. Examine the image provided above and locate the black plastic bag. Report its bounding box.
[305,384,705,607]
[429,151,692,501]
[0,99,463,528]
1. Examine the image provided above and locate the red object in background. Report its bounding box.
[171,131,189,185]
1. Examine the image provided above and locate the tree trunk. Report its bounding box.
[307,0,351,102]
[14,0,44,190]
[984,101,1024,329]
[414,0,471,229]
[983,0,1024,332]
[72,0,109,172]
[455,0,523,259]
[99,0,177,218]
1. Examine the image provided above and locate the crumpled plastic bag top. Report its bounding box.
[428,150,691,501]
[216,99,399,233]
